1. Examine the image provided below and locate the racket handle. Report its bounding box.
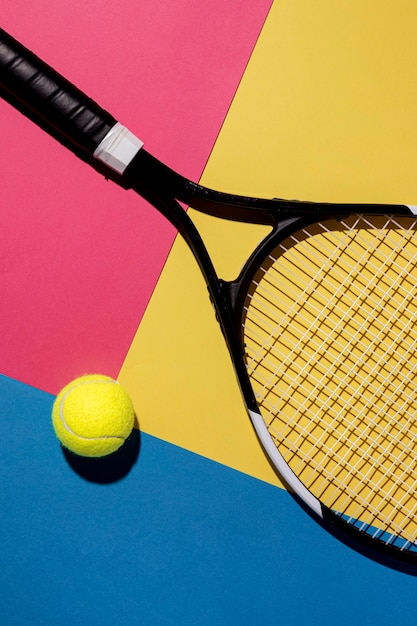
[0,28,116,156]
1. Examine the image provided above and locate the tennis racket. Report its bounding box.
[2,28,417,568]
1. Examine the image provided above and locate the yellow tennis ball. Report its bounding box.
[52,375,135,458]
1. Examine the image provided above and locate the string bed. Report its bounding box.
[243,215,417,550]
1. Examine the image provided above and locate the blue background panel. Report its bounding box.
[1,374,417,625]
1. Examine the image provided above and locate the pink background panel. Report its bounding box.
[0,1,272,394]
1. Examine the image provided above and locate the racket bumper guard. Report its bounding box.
[94,122,144,174]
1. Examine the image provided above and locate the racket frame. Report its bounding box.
[2,26,417,568]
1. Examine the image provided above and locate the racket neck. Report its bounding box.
[125,152,260,413]
[125,150,279,226]
[124,150,195,207]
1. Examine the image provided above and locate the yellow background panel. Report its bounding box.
[119,0,417,486]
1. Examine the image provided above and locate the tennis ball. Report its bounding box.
[52,375,135,458]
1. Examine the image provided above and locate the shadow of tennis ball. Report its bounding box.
[62,427,141,484]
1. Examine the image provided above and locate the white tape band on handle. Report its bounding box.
[93,122,144,174]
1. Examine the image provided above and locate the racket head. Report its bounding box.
[234,212,417,566]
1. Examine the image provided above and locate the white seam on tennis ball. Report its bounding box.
[59,378,125,440]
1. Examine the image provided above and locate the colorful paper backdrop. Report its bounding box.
[0,0,271,393]
[2,2,417,624]
[119,0,417,484]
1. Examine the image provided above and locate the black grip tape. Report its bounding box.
[0,28,116,155]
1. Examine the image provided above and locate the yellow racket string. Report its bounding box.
[243,216,417,548]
